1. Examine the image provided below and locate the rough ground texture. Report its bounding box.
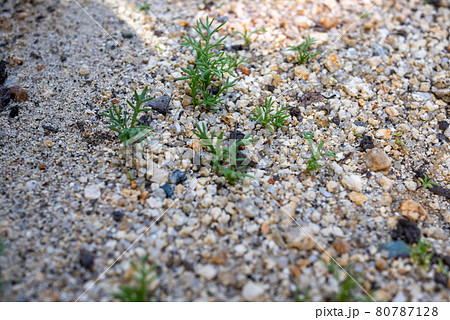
[0,0,449,301]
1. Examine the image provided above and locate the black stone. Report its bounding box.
[359,135,374,150]
[438,121,449,131]
[79,251,94,270]
[332,117,340,125]
[112,210,124,222]
[391,218,421,244]
[434,272,448,288]
[267,85,275,92]
[0,86,12,111]
[169,170,187,185]
[161,183,174,198]
[8,106,19,118]
[145,95,171,115]
[0,60,7,85]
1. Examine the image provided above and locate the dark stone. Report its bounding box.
[355,120,367,127]
[267,85,275,92]
[391,218,421,244]
[9,106,19,118]
[0,60,7,85]
[299,92,325,108]
[442,256,450,268]
[236,152,256,168]
[434,272,448,288]
[209,86,220,95]
[79,251,94,270]
[112,210,124,222]
[30,52,41,59]
[0,86,12,111]
[289,106,302,121]
[359,135,374,150]
[438,121,449,131]
[60,55,67,62]
[426,0,442,7]
[138,114,151,127]
[229,130,245,142]
[437,133,450,144]
[161,183,174,199]
[145,95,171,115]
[332,117,340,125]
[169,170,187,185]
[122,31,135,39]
[42,125,58,133]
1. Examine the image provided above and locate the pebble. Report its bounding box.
[195,264,217,280]
[235,199,258,218]
[398,200,428,222]
[284,228,315,250]
[84,184,101,200]
[365,148,391,171]
[341,174,363,192]
[168,170,187,185]
[78,65,89,76]
[242,282,265,301]
[79,250,94,270]
[25,180,38,191]
[323,53,341,73]
[348,192,367,205]
[44,139,54,148]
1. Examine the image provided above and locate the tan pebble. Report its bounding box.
[37,65,45,71]
[240,66,251,75]
[385,106,400,117]
[348,191,367,205]
[261,222,270,234]
[379,176,394,192]
[272,74,282,87]
[398,199,427,222]
[378,193,392,206]
[365,148,392,171]
[332,239,349,254]
[294,66,309,80]
[323,53,341,73]
[319,15,339,29]
[178,20,189,27]
[288,265,301,278]
[181,96,191,107]
[419,82,431,92]
[38,163,46,170]
[130,180,137,190]
[376,258,388,271]
[375,128,391,140]
[326,181,340,193]
[139,190,149,203]
[44,139,54,148]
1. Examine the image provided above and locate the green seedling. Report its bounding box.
[139,3,152,12]
[114,256,158,302]
[410,237,433,271]
[233,27,266,46]
[288,35,320,64]
[303,132,336,173]
[437,258,449,276]
[295,289,310,302]
[178,17,246,110]
[250,97,290,132]
[127,172,136,181]
[101,87,153,146]
[395,132,405,146]
[194,122,257,184]
[327,262,372,302]
[418,174,438,190]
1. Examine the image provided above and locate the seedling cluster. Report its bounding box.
[250,97,290,132]
[288,35,320,65]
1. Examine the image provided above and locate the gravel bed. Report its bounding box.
[0,0,449,301]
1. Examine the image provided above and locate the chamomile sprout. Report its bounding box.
[249,97,290,132]
[303,132,337,173]
[233,27,266,46]
[101,86,154,146]
[288,35,320,64]
[178,17,246,110]
[194,122,258,184]
[418,173,438,190]
[410,237,433,271]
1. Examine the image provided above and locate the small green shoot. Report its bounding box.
[101,87,153,146]
[437,258,449,276]
[395,132,405,146]
[410,237,433,271]
[295,289,310,302]
[233,27,266,46]
[127,172,136,181]
[327,262,372,302]
[353,129,363,138]
[114,256,158,302]
[288,35,320,65]
[194,122,257,184]
[139,3,152,12]
[303,132,336,172]
[249,97,290,132]
[418,174,438,190]
[178,17,247,110]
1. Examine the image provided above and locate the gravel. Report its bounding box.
[0,0,449,302]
